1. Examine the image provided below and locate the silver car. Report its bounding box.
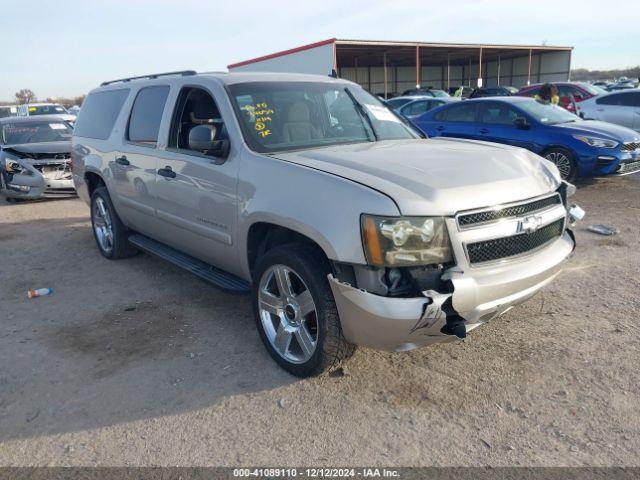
[72,71,580,377]
[579,90,640,132]
[1,115,75,199]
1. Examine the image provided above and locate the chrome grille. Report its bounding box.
[621,142,640,152]
[466,218,564,264]
[457,194,561,229]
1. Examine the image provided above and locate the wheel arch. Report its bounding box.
[244,218,337,279]
[84,171,106,198]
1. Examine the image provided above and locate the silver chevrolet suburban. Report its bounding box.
[72,70,580,377]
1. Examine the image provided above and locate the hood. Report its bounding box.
[555,120,640,142]
[273,138,560,216]
[3,141,71,159]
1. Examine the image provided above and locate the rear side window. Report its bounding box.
[435,103,477,122]
[597,92,639,107]
[402,100,430,116]
[74,89,130,140]
[127,86,170,146]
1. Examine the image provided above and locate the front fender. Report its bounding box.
[236,150,400,278]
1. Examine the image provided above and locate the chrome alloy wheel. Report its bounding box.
[545,151,572,180]
[258,264,318,364]
[93,196,114,254]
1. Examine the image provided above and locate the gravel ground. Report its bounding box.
[0,174,639,467]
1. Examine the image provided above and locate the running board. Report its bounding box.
[128,234,250,294]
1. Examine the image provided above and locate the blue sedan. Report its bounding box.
[412,97,640,181]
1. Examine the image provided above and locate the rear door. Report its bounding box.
[112,85,170,232]
[594,92,636,129]
[476,102,535,150]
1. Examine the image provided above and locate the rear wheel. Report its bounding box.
[544,147,577,182]
[252,244,355,377]
[90,186,138,259]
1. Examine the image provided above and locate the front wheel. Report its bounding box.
[544,148,577,182]
[90,186,138,259]
[252,244,355,377]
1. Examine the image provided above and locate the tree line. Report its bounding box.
[2,88,86,107]
[571,66,640,82]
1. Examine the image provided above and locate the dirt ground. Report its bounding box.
[0,174,639,467]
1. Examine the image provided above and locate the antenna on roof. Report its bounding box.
[329,69,338,79]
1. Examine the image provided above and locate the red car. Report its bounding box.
[517,82,604,116]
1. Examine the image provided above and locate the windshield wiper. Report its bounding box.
[344,88,378,141]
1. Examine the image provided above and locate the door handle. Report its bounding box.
[479,128,489,134]
[157,166,176,179]
[115,155,130,166]
[435,125,445,131]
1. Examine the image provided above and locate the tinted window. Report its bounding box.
[479,103,519,125]
[74,89,130,140]
[127,86,170,146]
[402,100,430,116]
[597,92,639,107]
[557,85,576,98]
[435,103,477,122]
[520,86,540,97]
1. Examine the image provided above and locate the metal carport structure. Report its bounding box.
[228,38,573,97]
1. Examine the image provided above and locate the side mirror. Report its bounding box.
[188,125,230,159]
[514,117,530,129]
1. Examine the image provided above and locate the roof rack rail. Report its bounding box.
[101,70,197,86]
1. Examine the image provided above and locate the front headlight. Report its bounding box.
[3,157,23,174]
[361,215,453,267]
[573,135,618,149]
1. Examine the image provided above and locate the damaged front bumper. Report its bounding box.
[1,159,75,199]
[328,231,575,352]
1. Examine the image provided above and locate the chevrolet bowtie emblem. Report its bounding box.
[519,215,543,233]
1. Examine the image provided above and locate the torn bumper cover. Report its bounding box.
[328,231,575,352]
[1,159,74,199]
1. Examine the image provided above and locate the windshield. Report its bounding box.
[229,82,418,153]
[430,90,450,98]
[577,83,604,96]
[1,121,73,144]
[27,104,68,116]
[518,100,580,125]
[590,85,608,95]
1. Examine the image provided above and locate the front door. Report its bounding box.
[152,85,240,275]
[476,101,536,151]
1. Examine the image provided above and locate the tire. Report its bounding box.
[252,244,355,377]
[90,186,138,259]
[543,147,577,182]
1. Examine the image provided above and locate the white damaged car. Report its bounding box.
[0,116,75,199]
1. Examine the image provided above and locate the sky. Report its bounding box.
[1,0,638,100]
